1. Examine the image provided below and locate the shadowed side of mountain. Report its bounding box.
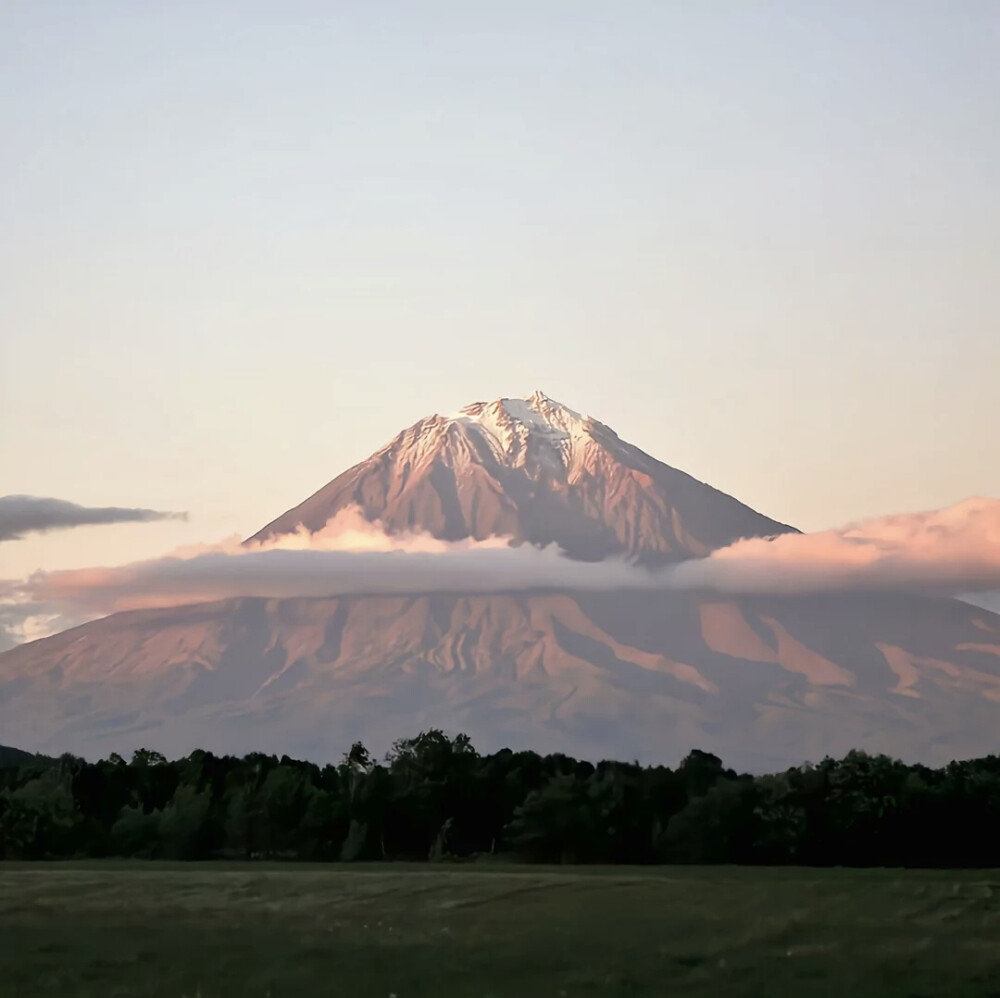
[0,744,37,767]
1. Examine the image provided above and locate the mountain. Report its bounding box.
[1,391,998,769]
[0,744,36,768]
[248,391,797,563]
[1,590,998,770]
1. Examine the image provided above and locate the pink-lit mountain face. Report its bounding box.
[1,392,998,769]
[247,391,798,563]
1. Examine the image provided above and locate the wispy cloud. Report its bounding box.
[2,499,999,648]
[0,495,187,542]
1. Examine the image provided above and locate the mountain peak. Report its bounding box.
[443,392,596,470]
[452,390,585,424]
[246,390,798,561]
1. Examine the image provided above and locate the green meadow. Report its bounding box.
[3,863,1000,997]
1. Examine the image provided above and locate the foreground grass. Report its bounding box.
[2,864,1000,997]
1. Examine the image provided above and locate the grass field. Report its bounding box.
[3,863,1000,997]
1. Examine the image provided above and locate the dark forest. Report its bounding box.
[3,732,999,866]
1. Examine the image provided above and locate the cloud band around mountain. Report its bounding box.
[1,499,999,644]
[669,496,1000,596]
[0,495,187,542]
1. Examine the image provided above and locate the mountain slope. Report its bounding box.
[248,391,796,563]
[1,591,998,769]
[0,744,36,767]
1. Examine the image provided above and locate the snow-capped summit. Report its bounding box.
[247,391,797,562]
[445,391,599,471]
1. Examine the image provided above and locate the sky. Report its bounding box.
[1,1,998,582]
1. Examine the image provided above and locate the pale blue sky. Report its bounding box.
[2,1,998,577]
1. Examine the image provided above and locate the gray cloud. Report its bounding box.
[0,495,187,542]
[12,546,650,614]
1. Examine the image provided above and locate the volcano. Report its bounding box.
[1,392,998,769]
[247,391,797,562]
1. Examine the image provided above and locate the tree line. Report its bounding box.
[2,731,999,866]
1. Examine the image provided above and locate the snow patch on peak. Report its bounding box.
[524,390,584,419]
[525,389,559,409]
[440,393,599,469]
[500,398,571,440]
[452,392,588,431]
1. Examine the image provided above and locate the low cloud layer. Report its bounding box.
[671,497,1000,596]
[0,495,186,542]
[1,509,608,616]
[2,499,999,646]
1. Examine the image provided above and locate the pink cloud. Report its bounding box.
[671,497,1000,595]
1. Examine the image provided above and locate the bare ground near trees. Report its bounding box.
[3,863,1000,997]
